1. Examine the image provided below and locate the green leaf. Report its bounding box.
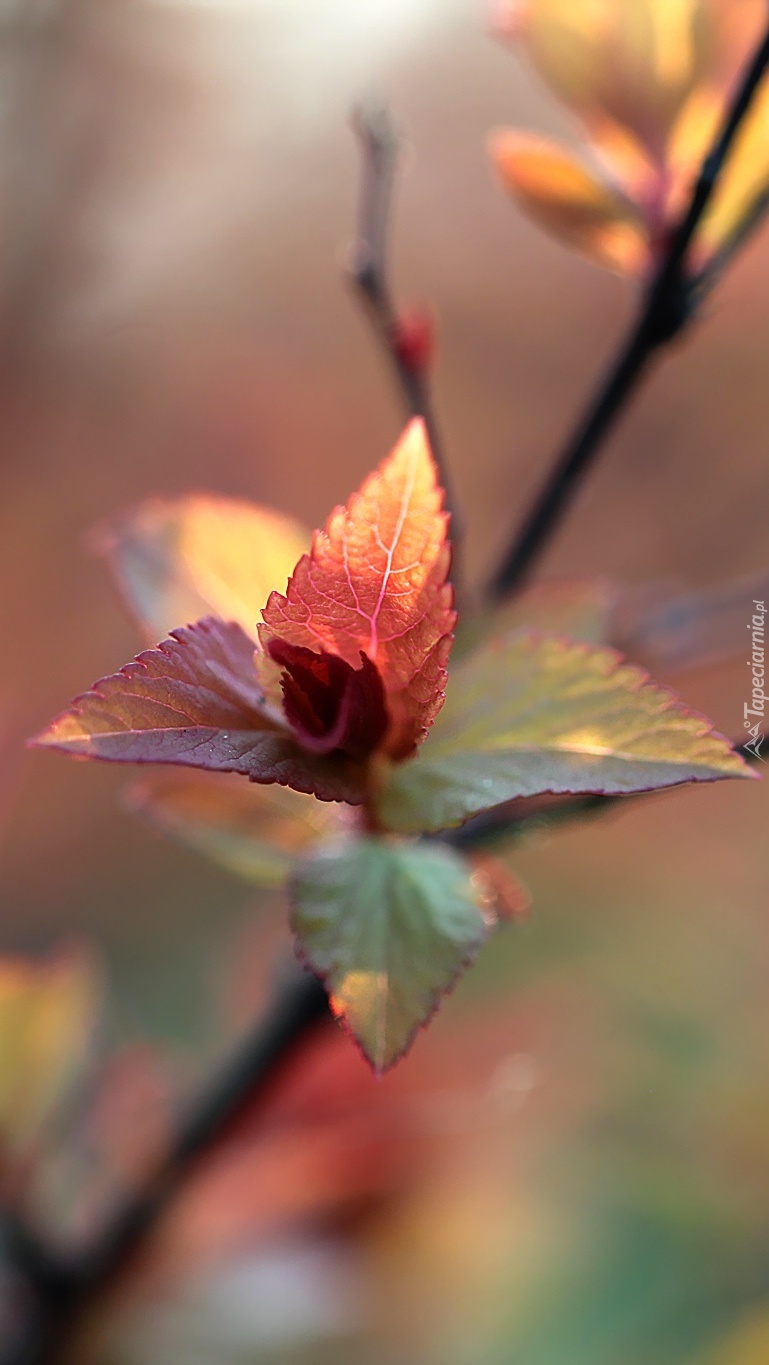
[291,838,492,1073]
[377,632,755,835]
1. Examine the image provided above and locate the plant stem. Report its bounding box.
[487,18,769,602]
[488,321,657,600]
[348,104,464,595]
[1,967,330,1365]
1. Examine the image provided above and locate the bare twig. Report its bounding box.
[487,18,769,602]
[1,967,330,1365]
[348,104,464,592]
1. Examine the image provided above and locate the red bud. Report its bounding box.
[393,310,435,375]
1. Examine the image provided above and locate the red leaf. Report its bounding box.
[31,619,367,804]
[260,419,455,759]
[268,640,389,760]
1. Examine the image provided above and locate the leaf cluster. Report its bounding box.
[33,423,751,1070]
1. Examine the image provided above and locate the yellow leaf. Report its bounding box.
[666,82,722,189]
[695,80,769,261]
[707,1311,769,1365]
[491,131,650,272]
[499,0,713,159]
[93,494,310,643]
[0,948,99,1159]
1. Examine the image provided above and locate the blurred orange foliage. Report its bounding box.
[491,0,769,273]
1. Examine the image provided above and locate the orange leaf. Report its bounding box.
[501,0,716,161]
[491,131,650,273]
[492,0,769,270]
[260,419,455,759]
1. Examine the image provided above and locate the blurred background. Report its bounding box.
[1,0,769,1361]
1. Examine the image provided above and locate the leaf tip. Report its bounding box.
[386,415,440,488]
[28,711,85,753]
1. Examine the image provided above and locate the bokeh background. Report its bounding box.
[1,1,768,1361]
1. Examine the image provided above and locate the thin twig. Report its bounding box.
[348,104,464,592]
[487,18,769,602]
[1,967,330,1365]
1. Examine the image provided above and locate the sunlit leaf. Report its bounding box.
[665,83,722,198]
[696,81,769,261]
[492,0,768,268]
[126,771,346,887]
[377,632,755,834]
[0,947,99,1157]
[32,618,365,804]
[491,132,650,272]
[499,0,718,158]
[291,838,493,1073]
[261,419,455,759]
[94,494,309,643]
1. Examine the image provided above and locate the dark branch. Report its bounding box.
[348,103,464,592]
[1,967,330,1365]
[487,18,769,602]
